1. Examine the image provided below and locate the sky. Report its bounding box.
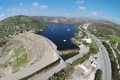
[0,0,120,23]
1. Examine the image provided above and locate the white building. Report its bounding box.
[73,59,98,79]
[82,38,92,44]
[82,23,91,30]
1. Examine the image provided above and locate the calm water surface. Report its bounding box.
[38,23,78,50]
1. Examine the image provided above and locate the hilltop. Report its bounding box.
[0,15,47,47]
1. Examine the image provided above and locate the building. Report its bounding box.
[73,59,98,79]
[82,38,92,44]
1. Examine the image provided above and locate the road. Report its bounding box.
[89,32,111,80]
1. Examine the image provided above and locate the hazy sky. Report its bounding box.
[0,0,120,22]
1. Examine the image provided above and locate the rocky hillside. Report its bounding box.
[0,15,47,47]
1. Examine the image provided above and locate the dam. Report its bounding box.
[0,32,67,80]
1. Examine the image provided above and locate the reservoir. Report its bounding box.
[38,23,78,50]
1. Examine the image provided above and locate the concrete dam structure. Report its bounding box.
[0,32,67,80]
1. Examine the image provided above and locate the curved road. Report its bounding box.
[89,32,111,80]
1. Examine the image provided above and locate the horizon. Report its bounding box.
[0,0,120,23]
[1,14,120,25]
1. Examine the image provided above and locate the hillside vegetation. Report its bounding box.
[0,15,47,47]
[88,22,120,37]
[88,22,120,51]
[102,42,120,80]
[102,35,120,43]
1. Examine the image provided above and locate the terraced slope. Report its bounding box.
[0,32,59,79]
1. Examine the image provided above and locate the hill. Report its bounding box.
[88,22,120,37]
[0,15,47,47]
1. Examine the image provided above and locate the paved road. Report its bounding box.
[89,32,111,80]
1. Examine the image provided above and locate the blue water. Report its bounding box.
[38,23,78,50]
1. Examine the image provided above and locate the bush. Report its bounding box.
[94,69,102,80]
[48,65,74,80]
[89,39,99,54]
[72,54,90,66]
